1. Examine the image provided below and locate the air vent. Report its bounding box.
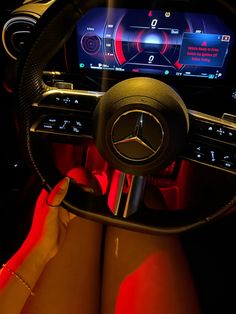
[2,15,37,60]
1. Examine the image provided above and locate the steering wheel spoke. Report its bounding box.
[123,175,146,218]
[107,170,146,218]
[182,110,236,174]
[30,88,103,141]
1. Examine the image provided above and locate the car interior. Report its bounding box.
[0,0,236,313]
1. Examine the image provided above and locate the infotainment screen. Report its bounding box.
[76,8,234,80]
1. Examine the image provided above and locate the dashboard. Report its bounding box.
[76,7,234,80]
[2,2,236,88]
[66,4,236,125]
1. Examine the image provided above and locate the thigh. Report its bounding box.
[101,226,202,314]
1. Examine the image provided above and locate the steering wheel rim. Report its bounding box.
[16,0,236,234]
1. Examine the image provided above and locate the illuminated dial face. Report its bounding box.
[76,7,234,79]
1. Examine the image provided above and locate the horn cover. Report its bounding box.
[94,77,189,175]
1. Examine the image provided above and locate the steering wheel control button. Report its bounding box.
[220,154,235,169]
[94,77,189,175]
[32,116,92,137]
[192,146,206,161]
[37,91,102,112]
[190,117,236,145]
[214,125,236,143]
[225,128,236,143]
[111,110,164,161]
[185,141,236,173]
[188,112,236,173]
[206,149,218,164]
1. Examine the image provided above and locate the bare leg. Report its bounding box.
[21,217,103,314]
[101,182,201,314]
[101,227,201,314]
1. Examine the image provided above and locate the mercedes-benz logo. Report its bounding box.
[111,110,164,162]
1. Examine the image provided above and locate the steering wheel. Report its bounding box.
[16,0,236,234]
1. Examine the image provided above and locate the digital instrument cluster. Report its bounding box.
[76,7,234,80]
